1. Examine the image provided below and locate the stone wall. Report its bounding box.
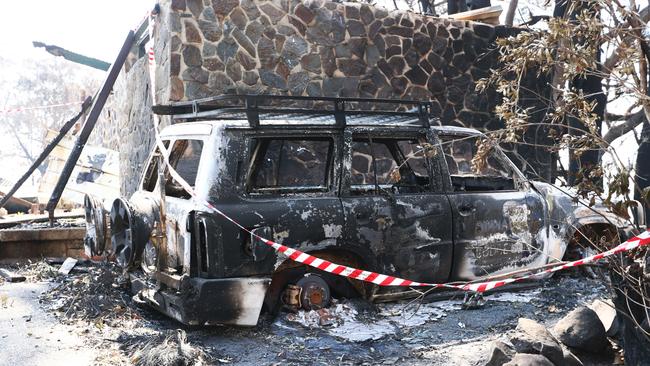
[91,57,156,196]
[101,0,553,195]
[159,0,506,128]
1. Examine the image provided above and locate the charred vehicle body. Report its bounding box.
[84,95,643,326]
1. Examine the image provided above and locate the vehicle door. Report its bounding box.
[210,131,345,278]
[438,133,547,281]
[341,128,454,283]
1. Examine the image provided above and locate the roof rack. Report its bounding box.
[152,94,433,128]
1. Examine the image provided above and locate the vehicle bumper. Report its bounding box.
[131,275,271,326]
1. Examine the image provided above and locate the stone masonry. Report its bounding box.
[156,0,506,128]
[106,0,553,196]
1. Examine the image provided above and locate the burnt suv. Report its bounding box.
[84,95,643,326]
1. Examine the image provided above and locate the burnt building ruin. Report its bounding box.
[96,0,553,195]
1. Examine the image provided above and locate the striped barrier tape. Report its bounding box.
[144,13,650,294]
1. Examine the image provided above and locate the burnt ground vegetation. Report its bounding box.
[0,260,624,365]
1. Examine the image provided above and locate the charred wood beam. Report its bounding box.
[0,97,92,211]
[32,41,111,71]
[45,31,135,223]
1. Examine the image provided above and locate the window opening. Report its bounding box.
[249,138,333,194]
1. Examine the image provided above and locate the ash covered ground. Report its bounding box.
[0,261,618,365]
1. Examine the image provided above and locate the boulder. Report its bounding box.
[589,300,620,337]
[509,318,564,366]
[553,306,609,353]
[504,353,554,366]
[485,341,515,366]
[562,347,583,366]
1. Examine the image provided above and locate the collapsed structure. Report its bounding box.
[97,0,553,196]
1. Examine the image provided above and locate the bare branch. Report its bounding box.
[603,110,647,143]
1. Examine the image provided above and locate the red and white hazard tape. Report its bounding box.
[0,101,81,114]
[144,12,650,294]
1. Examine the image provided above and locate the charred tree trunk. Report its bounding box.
[634,121,650,211]
[553,0,605,187]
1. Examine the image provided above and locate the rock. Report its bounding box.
[288,16,306,36]
[208,71,235,92]
[242,70,259,85]
[201,6,217,22]
[366,44,380,66]
[345,5,359,19]
[171,0,186,11]
[186,0,203,18]
[368,20,382,39]
[184,21,202,43]
[485,341,515,366]
[359,79,378,97]
[300,53,321,73]
[245,21,264,44]
[427,72,445,94]
[217,37,238,63]
[404,49,419,67]
[335,44,351,58]
[306,81,321,96]
[258,37,278,68]
[282,35,308,65]
[198,19,222,42]
[236,50,256,70]
[170,53,181,76]
[405,65,427,86]
[388,56,405,75]
[226,59,242,82]
[294,3,315,24]
[185,80,210,99]
[259,69,287,89]
[229,7,248,30]
[212,0,239,17]
[319,47,336,77]
[240,0,260,19]
[510,318,564,366]
[260,3,285,24]
[322,77,345,96]
[390,76,408,95]
[553,306,609,353]
[337,58,366,76]
[348,38,367,58]
[288,71,310,95]
[562,347,583,366]
[182,66,209,83]
[182,44,202,67]
[412,32,432,55]
[203,41,217,57]
[232,28,256,57]
[503,353,554,366]
[359,4,374,25]
[203,57,224,71]
[589,300,620,337]
[346,19,366,37]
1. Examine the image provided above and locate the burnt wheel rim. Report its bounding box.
[84,195,105,257]
[110,198,133,268]
[296,274,331,310]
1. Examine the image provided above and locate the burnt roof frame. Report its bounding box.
[152,94,433,129]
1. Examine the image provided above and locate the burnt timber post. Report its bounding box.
[45,31,135,224]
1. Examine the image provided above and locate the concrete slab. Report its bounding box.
[0,282,93,366]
